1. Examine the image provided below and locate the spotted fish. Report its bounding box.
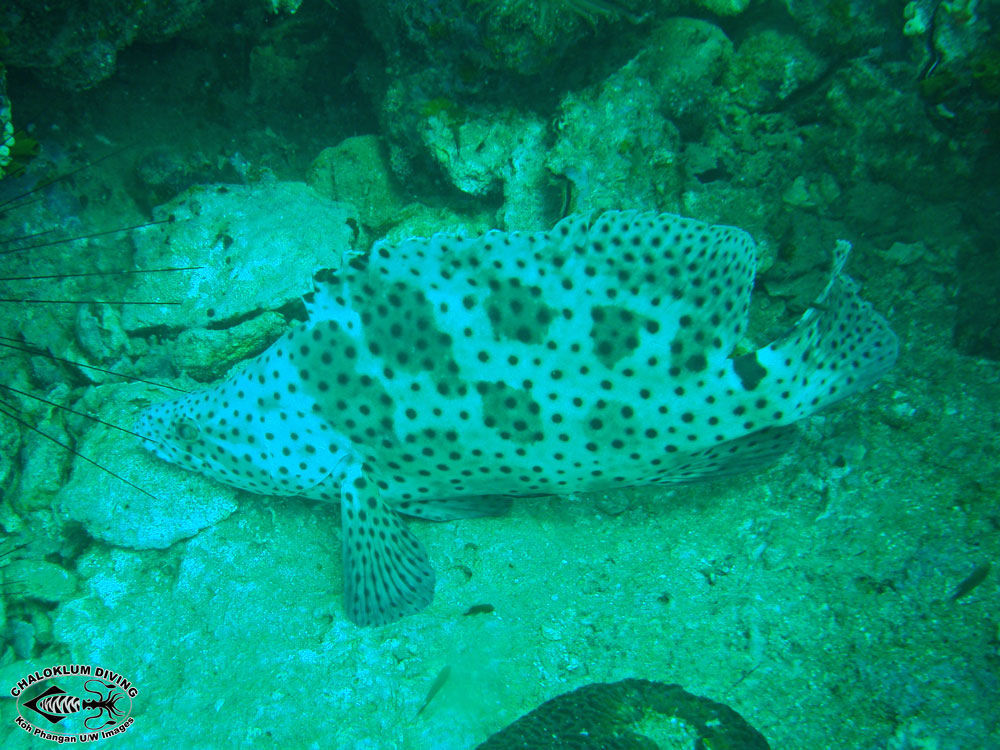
[136,210,897,625]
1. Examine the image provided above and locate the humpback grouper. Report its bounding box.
[136,210,897,625]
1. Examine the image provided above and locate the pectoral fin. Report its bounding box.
[340,463,435,626]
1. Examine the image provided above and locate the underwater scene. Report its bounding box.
[1,0,998,747]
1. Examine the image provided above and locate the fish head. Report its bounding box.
[136,355,352,497]
[136,383,248,479]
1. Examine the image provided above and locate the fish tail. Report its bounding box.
[756,241,898,421]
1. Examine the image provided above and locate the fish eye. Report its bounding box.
[174,417,200,442]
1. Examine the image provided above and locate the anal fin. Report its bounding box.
[395,495,513,521]
[341,463,435,626]
[659,425,799,483]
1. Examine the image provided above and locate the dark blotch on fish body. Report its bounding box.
[733,351,767,390]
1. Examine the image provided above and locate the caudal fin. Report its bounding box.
[755,241,898,422]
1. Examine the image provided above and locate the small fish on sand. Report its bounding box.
[136,210,897,625]
[416,665,452,718]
